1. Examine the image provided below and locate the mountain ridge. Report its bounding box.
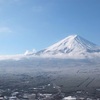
[36,35,100,58]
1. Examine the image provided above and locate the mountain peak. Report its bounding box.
[67,34,78,38]
[64,34,78,40]
[62,34,82,42]
[37,34,100,58]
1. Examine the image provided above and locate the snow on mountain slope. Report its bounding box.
[36,35,100,58]
[0,35,99,60]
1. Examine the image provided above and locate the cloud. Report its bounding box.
[0,27,12,33]
[24,49,37,56]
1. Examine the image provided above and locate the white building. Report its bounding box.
[62,96,76,100]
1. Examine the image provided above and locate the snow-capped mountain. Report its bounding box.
[36,35,100,58]
[1,34,99,60]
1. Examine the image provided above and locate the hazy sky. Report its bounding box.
[0,0,100,55]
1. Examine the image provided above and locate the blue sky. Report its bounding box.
[0,0,100,55]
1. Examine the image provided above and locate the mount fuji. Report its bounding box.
[36,35,100,58]
[0,35,100,60]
